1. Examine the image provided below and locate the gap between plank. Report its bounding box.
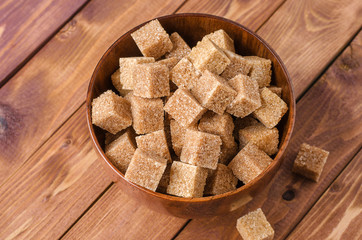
[0,0,91,89]
[171,219,192,240]
[254,0,287,32]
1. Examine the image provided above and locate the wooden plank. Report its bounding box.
[0,0,184,185]
[178,0,285,31]
[287,150,362,240]
[257,0,362,97]
[0,0,88,87]
[175,31,362,240]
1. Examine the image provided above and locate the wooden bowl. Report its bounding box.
[86,13,295,218]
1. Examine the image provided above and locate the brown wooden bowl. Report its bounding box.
[86,13,295,219]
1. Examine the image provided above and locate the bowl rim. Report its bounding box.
[86,13,295,203]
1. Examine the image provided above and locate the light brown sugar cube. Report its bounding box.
[226,74,261,118]
[170,119,198,156]
[166,161,208,198]
[228,143,273,183]
[105,131,122,145]
[204,163,238,195]
[219,139,238,165]
[170,57,201,90]
[236,208,274,240]
[136,129,171,163]
[268,85,282,98]
[188,37,231,74]
[180,129,222,170]
[92,90,132,134]
[131,19,173,59]
[239,123,279,156]
[205,29,235,52]
[157,163,172,193]
[111,68,132,96]
[119,57,155,90]
[133,63,170,98]
[253,87,288,129]
[244,56,272,88]
[165,32,192,60]
[129,94,164,134]
[221,50,252,80]
[233,116,259,140]
[125,149,167,191]
[164,88,206,127]
[157,57,179,70]
[292,143,329,182]
[105,129,136,173]
[192,70,237,115]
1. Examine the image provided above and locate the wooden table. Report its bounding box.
[0,0,361,239]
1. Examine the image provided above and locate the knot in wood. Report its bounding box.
[282,189,295,201]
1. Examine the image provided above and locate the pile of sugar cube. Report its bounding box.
[92,19,289,197]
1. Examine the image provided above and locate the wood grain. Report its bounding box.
[0,0,184,185]
[178,0,285,31]
[287,150,362,240]
[257,0,362,97]
[0,0,88,87]
[175,31,362,240]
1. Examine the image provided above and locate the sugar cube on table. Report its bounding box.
[105,129,136,173]
[119,57,155,90]
[221,50,252,80]
[128,94,164,134]
[135,129,171,163]
[131,19,173,59]
[253,87,288,129]
[166,161,208,198]
[204,29,235,52]
[228,143,273,183]
[292,143,329,182]
[92,90,132,134]
[132,63,170,98]
[165,32,191,60]
[188,37,231,74]
[236,208,274,240]
[164,88,206,127]
[239,123,279,156]
[192,70,237,115]
[244,56,272,88]
[226,74,261,118]
[170,119,198,156]
[180,129,222,170]
[204,163,238,195]
[268,85,282,98]
[170,57,201,90]
[157,57,179,70]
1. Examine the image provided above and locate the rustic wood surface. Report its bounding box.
[0,0,361,239]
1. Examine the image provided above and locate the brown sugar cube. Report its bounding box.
[170,57,201,90]
[220,139,238,165]
[119,57,155,90]
[166,161,208,198]
[157,163,172,193]
[125,149,167,191]
[164,88,207,127]
[226,74,261,118]
[165,32,192,60]
[131,19,173,59]
[205,29,235,52]
[180,129,222,170]
[233,116,259,140]
[133,63,170,98]
[111,68,132,96]
[292,143,329,182]
[268,85,282,98]
[170,119,198,156]
[105,129,136,173]
[105,131,122,145]
[192,70,237,115]
[129,94,164,134]
[236,208,274,240]
[164,113,173,151]
[157,57,179,70]
[92,90,132,134]
[228,143,273,183]
[244,56,272,88]
[253,87,288,129]
[239,123,279,156]
[204,163,238,195]
[136,129,171,163]
[221,50,252,80]
[188,37,231,74]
